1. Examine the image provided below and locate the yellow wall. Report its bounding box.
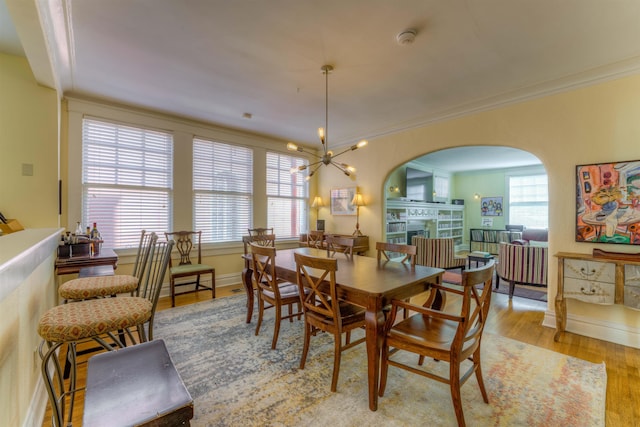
[0,53,59,228]
[317,73,640,344]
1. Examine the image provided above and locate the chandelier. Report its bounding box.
[287,65,367,180]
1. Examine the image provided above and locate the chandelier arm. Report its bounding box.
[330,161,351,176]
[330,147,356,159]
[308,163,323,177]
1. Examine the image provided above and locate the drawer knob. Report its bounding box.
[580,287,596,295]
[580,267,597,276]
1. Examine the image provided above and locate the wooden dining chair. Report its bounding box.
[250,243,303,349]
[378,260,496,427]
[376,241,416,266]
[306,230,325,249]
[164,231,216,307]
[326,235,355,259]
[294,252,366,392]
[248,227,274,238]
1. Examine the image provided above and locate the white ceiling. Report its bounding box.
[4,0,640,170]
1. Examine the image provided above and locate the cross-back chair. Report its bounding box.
[59,230,154,301]
[242,233,276,323]
[294,252,366,392]
[326,235,355,259]
[376,241,417,266]
[378,260,496,427]
[307,230,325,249]
[250,243,303,349]
[248,227,274,238]
[38,236,174,427]
[164,231,215,307]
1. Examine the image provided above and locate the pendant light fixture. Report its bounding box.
[287,65,367,180]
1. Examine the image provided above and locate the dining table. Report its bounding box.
[260,247,444,411]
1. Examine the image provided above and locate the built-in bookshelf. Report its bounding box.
[386,200,464,249]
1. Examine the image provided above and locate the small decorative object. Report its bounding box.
[576,159,640,245]
[330,187,357,215]
[480,197,503,216]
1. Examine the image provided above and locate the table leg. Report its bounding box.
[242,265,254,323]
[364,301,385,411]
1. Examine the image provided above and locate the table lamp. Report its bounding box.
[311,196,324,231]
[351,192,365,236]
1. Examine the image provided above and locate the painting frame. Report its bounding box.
[576,159,640,245]
[480,196,503,217]
[330,187,357,216]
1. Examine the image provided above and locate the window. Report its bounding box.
[508,174,548,228]
[266,152,308,238]
[193,138,253,242]
[82,118,173,249]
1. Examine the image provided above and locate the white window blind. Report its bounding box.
[193,138,253,242]
[82,118,173,249]
[266,152,308,238]
[508,174,549,229]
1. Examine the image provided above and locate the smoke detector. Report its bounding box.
[396,29,417,45]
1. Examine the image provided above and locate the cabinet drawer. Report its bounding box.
[624,285,640,310]
[564,259,615,283]
[564,278,615,304]
[624,265,640,286]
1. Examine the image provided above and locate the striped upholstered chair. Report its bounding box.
[412,237,466,270]
[496,242,548,298]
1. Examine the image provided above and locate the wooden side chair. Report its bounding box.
[294,252,366,392]
[250,243,303,349]
[378,260,496,427]
[376,241,416,266]
[307,230,325,249]
[242,233,276,323]
[38,236,174,427]
[248,227,274,238]
[164,231,215,307]
[326,235,355,259]
[59,230,155,301]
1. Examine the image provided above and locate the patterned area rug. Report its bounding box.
[153,295,605,426]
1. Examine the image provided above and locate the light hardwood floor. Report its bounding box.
[43,285,639,426]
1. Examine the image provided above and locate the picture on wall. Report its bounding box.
[330,187,357,215]
[576,159,640,244]
[480,197,503,216]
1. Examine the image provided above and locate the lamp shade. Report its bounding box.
[311,196,324,208]
[351,193,365,207]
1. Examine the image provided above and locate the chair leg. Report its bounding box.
[474,348,489,403]
[495,275,500,289]
[255,295,264,336]
[379,343,389,396]
[300,322,312,370]
[211,271,216,298]
[272,302,282,350]
[509,281,515,299]
[449,362,466,427]
[170,278,176,307]
[330,332,342,392]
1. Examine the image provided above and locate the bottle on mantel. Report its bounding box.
[90,223,101,240]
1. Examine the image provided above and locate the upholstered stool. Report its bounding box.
[58,230,156,302]
[38,238,173,427]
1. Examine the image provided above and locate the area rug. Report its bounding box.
[443,271,548,302]
[153,295,605,426]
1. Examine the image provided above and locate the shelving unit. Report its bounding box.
[385,200,464,249]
